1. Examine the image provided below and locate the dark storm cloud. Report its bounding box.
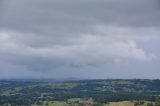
[0,0,160,78]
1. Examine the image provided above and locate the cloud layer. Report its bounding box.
[0,0,160,79]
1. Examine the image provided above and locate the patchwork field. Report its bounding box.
[0,79,160,106]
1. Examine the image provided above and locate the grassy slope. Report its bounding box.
[105,101,134,106]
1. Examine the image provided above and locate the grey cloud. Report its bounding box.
[0,0,160,78]
[1,0,160,34]
[0,27,156,72]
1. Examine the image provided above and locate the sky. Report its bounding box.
[0,0,160,79]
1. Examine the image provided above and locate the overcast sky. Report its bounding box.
[0,0,160,79]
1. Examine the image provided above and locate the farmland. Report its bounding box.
[0,79,160,106]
